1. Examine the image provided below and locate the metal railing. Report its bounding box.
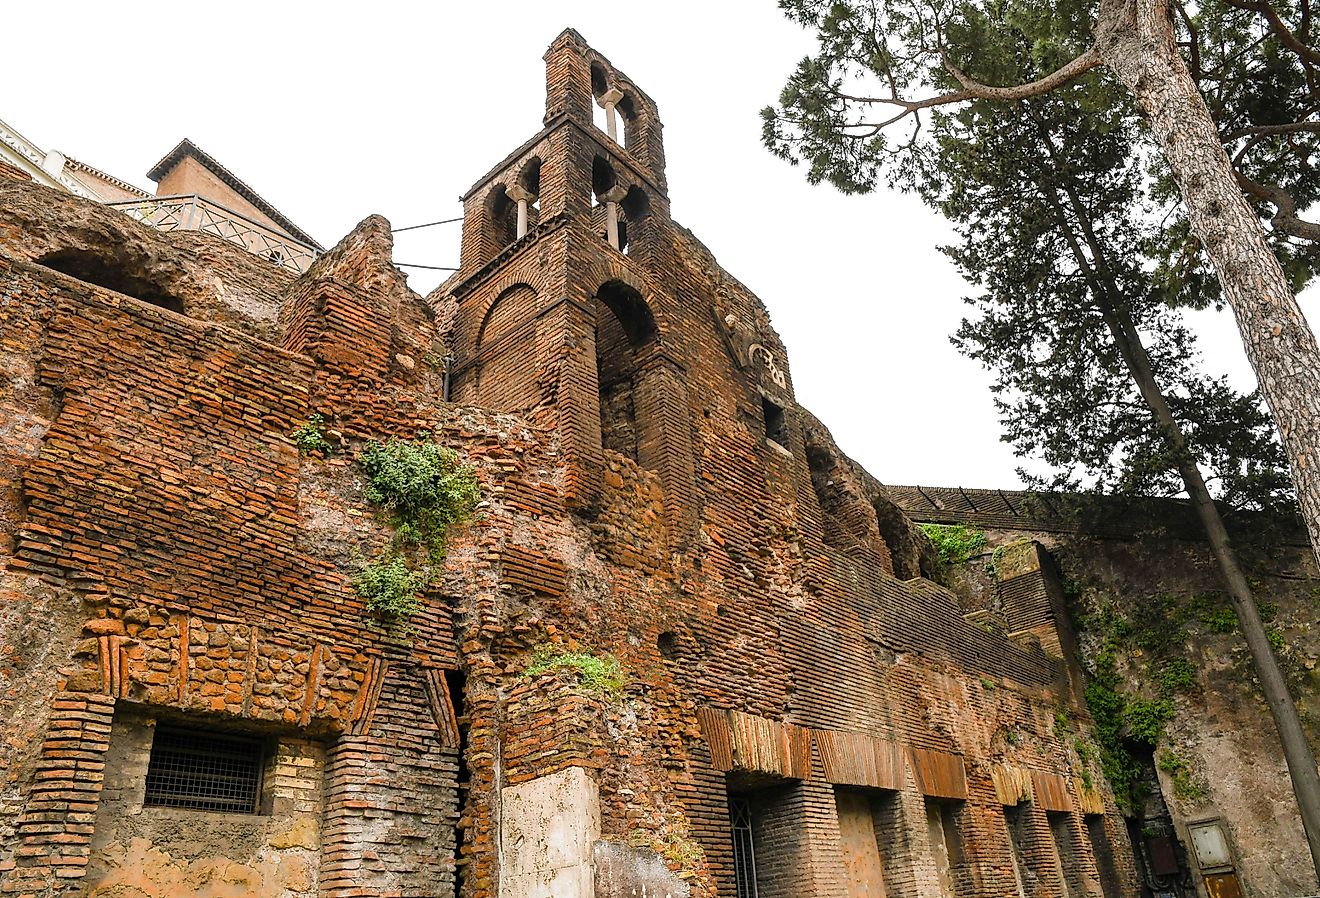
[106,194,319,274]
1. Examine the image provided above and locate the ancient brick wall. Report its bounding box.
[2,30,1148,898]
[890,485,1320,898]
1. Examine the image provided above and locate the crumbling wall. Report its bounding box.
[890,485,1320,898]
[0,181,294,341]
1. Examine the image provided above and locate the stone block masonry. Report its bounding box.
[2,27,1144,898]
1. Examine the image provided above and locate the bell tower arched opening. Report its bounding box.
[594,280,657,464]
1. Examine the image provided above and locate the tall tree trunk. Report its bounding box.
[1035,153,1320,877]
[1095,0,1320,569]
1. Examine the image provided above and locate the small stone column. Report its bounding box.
[505,184,536,239]
[598,87,625,143]
[599,184,629,249]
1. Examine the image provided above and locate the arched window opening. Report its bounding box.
[619,187,650,256]
[594,280,657,463]
[590,63,609,100]
[474,284,538,413]
[487,185,518,248]
[37,249,184,313]
[592,158,628,251]
[591,157,616,206]
[506,158,542,240]
[616,93,639,150]
[806,441,856,552]
[873,496,924,580]
[519,157,542,209]
[589,63,629,148]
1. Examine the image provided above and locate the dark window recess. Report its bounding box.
[729,797,759,898]
[144,727,264,813]
[762,397,789,449]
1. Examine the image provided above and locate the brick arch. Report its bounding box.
[476,283,537,349]
[579,262,667,340]
[473,284,540,413]
[483,182,517,252]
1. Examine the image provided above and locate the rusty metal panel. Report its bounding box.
[696,707,734,771]
[696,708,813,780]
[729,709,785,775]
[815,729,902,791]
[1147,836,1180,877]
[908,747,968,800]
[1204,872,1243,898]
[1030,770,1073,812]
[1076,781,1105,816]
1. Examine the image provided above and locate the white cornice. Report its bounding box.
[0,116,101,199]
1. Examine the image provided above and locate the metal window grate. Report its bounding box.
[729,797,759,898]
[144,727,264,814]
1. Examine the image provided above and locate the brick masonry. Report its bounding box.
[0,28,1151,898]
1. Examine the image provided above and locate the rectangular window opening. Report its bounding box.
[925,798,966,898]
[835,786,897,898]
[143,726,265,814]
[1085,814,1123,898]
[729,796,759,898]
[1004,805,1032,898]
[1048,811,1085,898]
[762,397,789,450]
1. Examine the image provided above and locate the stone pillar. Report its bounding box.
[598,87,624,143]
[599,184,629,250]
[499,767,600,898]
[506,184,536,239]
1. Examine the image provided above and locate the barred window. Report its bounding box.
[144,726,264,814]
[729,797,759,898]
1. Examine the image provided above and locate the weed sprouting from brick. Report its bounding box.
[919,523,987,566]
[523,645,626,695]
[354,436,480,627]
[292,413,331,455]
[359,437,481,562]
[354,556,428,620]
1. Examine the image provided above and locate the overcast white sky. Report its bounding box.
[8,1,1312,489]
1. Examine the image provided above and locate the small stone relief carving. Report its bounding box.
[748,343,787,389]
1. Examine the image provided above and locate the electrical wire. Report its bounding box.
[391,217,463,233]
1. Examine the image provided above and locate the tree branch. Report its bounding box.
[941,47,1104,102]
[1222,119,1320,140]
[1236,170,1320,241]
[1223,0,1320,66]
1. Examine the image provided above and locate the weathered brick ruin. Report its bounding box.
[0,28,1308,898]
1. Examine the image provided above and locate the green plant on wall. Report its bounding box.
[523,645,626,695]
[359,437,481,562]
[1157,751,1208,803]
[918,523,987,567]
[354,435,480,628]
[354,556,428,620]
[292,413,331,455]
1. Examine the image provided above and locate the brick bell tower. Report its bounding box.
[444,29,697,536]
